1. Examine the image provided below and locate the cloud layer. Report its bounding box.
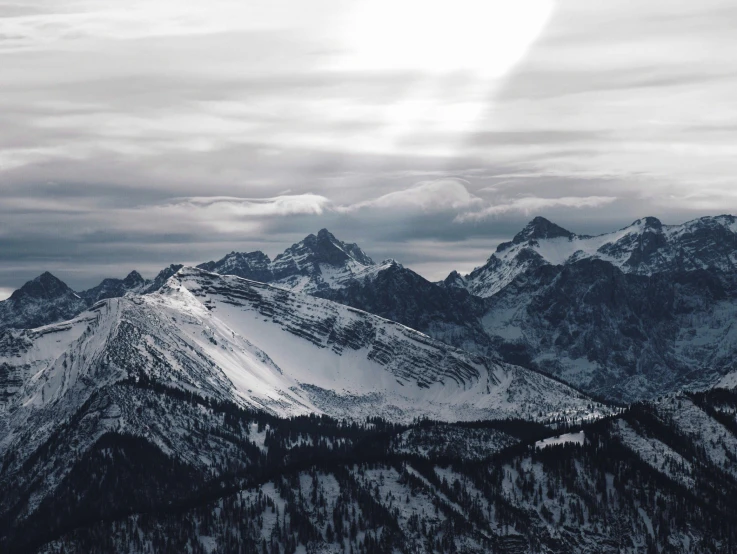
[1,0,736,289]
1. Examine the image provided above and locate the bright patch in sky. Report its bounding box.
[335,0,554,77]
[328,0,554,151]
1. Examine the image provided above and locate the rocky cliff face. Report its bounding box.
[477,259,737,401]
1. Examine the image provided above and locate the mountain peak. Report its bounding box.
[513,217,574,244]
[123,270,145,287]
[316,228,335,239]
[443,270,466,288]
[278,230,375,268]
[632,216,663,230]
[11,272,73,301]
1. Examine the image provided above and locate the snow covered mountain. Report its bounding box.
[198,228,387,294]
[0,267,602,429]
[3,267,737,552]
[0,267,613,551]
[5,222,737,552]
[304,218,737,401]
[454,215,737,297]
[4,216,737,405]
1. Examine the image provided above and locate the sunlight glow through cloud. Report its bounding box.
[334,0,555,77]
[325,0,555,154]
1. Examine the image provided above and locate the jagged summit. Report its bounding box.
[274,228,375,270]
[194,230,378,294]
[512,216,574,244]
[11,272,73,301]
[122,270,145,288]
[631,216,663,230]
[197,250,271,282]
[443,269,466,288]
[79,269,150,305]
[0,272,86,331]
[456,214,737,299]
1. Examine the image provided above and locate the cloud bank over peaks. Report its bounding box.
[336,179,484,214]
[167,180,617,230]
[455,194,618,222]
[332,179,617,223]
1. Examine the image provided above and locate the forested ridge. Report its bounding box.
[2,381,737,553]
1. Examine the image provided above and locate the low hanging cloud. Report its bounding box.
[145,193,332,234]
[334,179,616,224]
[171,194,331,216]
[455,195,618,222]
[337,179,484,213]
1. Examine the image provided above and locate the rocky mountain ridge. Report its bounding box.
[452,214,737,297]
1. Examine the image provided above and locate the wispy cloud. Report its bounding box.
[456,195,618,222]
[172,194,330,216]
[337,179,483,213]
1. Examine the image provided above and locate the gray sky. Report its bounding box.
[1,0,737,297]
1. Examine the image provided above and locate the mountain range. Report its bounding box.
[3,215,737,552]
[4,216,737,403]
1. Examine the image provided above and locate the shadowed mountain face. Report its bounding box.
[0,273,88,331]
[79,271,147,304]
[477,259,737,401]
[313,261,494,355]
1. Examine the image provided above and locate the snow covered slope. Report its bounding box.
[458,215,737,298]
[0,267,604,453]
[159,267,602,422]
[0,267,607,537]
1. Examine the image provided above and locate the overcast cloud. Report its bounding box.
[1,0,737,295]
